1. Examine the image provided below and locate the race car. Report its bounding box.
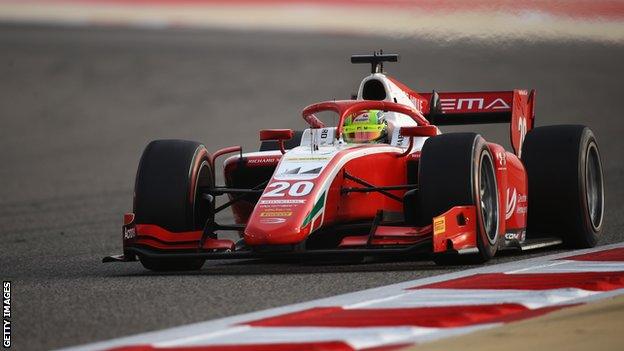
[104,51,605,271]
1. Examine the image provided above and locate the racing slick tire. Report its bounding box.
[418,133,500,265]
[134,139,214,271]
[522,125,604,248]
[259,130,304,151]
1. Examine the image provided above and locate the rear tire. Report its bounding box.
[134,139,214,271]
[522,125,604,248]
[418,133,500,264]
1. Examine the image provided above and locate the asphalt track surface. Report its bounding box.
[0,24,623,350]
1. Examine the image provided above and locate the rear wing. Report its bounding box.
[419,90,536,157]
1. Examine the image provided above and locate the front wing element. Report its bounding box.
[103,206,481,263]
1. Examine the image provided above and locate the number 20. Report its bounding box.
[264,181,314,197]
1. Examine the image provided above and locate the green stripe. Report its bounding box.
[303,192,326,227]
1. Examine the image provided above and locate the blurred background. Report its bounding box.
[1,0,623,349]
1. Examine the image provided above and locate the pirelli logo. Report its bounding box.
[260,211,292,217]
[433,217,446,235]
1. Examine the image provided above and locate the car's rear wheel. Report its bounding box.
[418,133,500,264]
[134,139,214,271]
[522,125,604,248]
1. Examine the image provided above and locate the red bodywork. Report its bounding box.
[117,76,535,260]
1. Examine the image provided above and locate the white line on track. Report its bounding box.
[506,260,569,273]
[153,326,252,348]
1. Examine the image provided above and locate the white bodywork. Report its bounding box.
[227,73,439,166]
[299,73,437,151]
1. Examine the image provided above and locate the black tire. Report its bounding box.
[134,139,214,271]
[522,125,604,248]
[259,130,304,151]
[418,133,500,264]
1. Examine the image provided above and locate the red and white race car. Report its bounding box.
[104,52,605,271]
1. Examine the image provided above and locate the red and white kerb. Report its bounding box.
[67,244,624,351]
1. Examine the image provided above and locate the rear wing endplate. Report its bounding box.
[419,90,536,157]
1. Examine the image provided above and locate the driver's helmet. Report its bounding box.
[343,110,387,143]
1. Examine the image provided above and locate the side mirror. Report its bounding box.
[400,125,438,137]
[259,129,294,154]
[398,125,438,157]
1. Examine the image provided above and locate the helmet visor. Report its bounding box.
[343,124,385,143]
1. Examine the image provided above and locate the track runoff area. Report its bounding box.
[62,243,624,351]
[0,0,623,43]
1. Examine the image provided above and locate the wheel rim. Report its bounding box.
[585,142,604,231]
[193,161,213,229]
[479,153,499,244]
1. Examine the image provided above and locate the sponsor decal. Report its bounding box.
[259,199,306,205]
[260,210,292,217]
[496,151,507,168]
[408,95,425,112]
[259,204,297,210]
[259,218,287,224]
[123,226,136,240]
[506,188,527,220]
[353,113,370,122]
[516,193,528,215]
[516,206,528,215]
[505,230,526,242]
[284,156,330,162]
[440,97,510,112]
[433,216,446,235]
[247,157,279,165]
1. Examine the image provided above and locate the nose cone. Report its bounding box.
[244,192,325,246]
[245,145,334,247]
[244,221,307,246]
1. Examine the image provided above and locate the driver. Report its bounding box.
[343,110,388,143]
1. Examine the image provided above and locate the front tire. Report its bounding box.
[418,133,500,264]
[522,125,604,248]
[134,139,214,271]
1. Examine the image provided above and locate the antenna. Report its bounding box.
[350,50,399,74]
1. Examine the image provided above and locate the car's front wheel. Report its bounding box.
[418,133,500,264]
[134,139,214,271]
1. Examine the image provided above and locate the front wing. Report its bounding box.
[103,206,479,263]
